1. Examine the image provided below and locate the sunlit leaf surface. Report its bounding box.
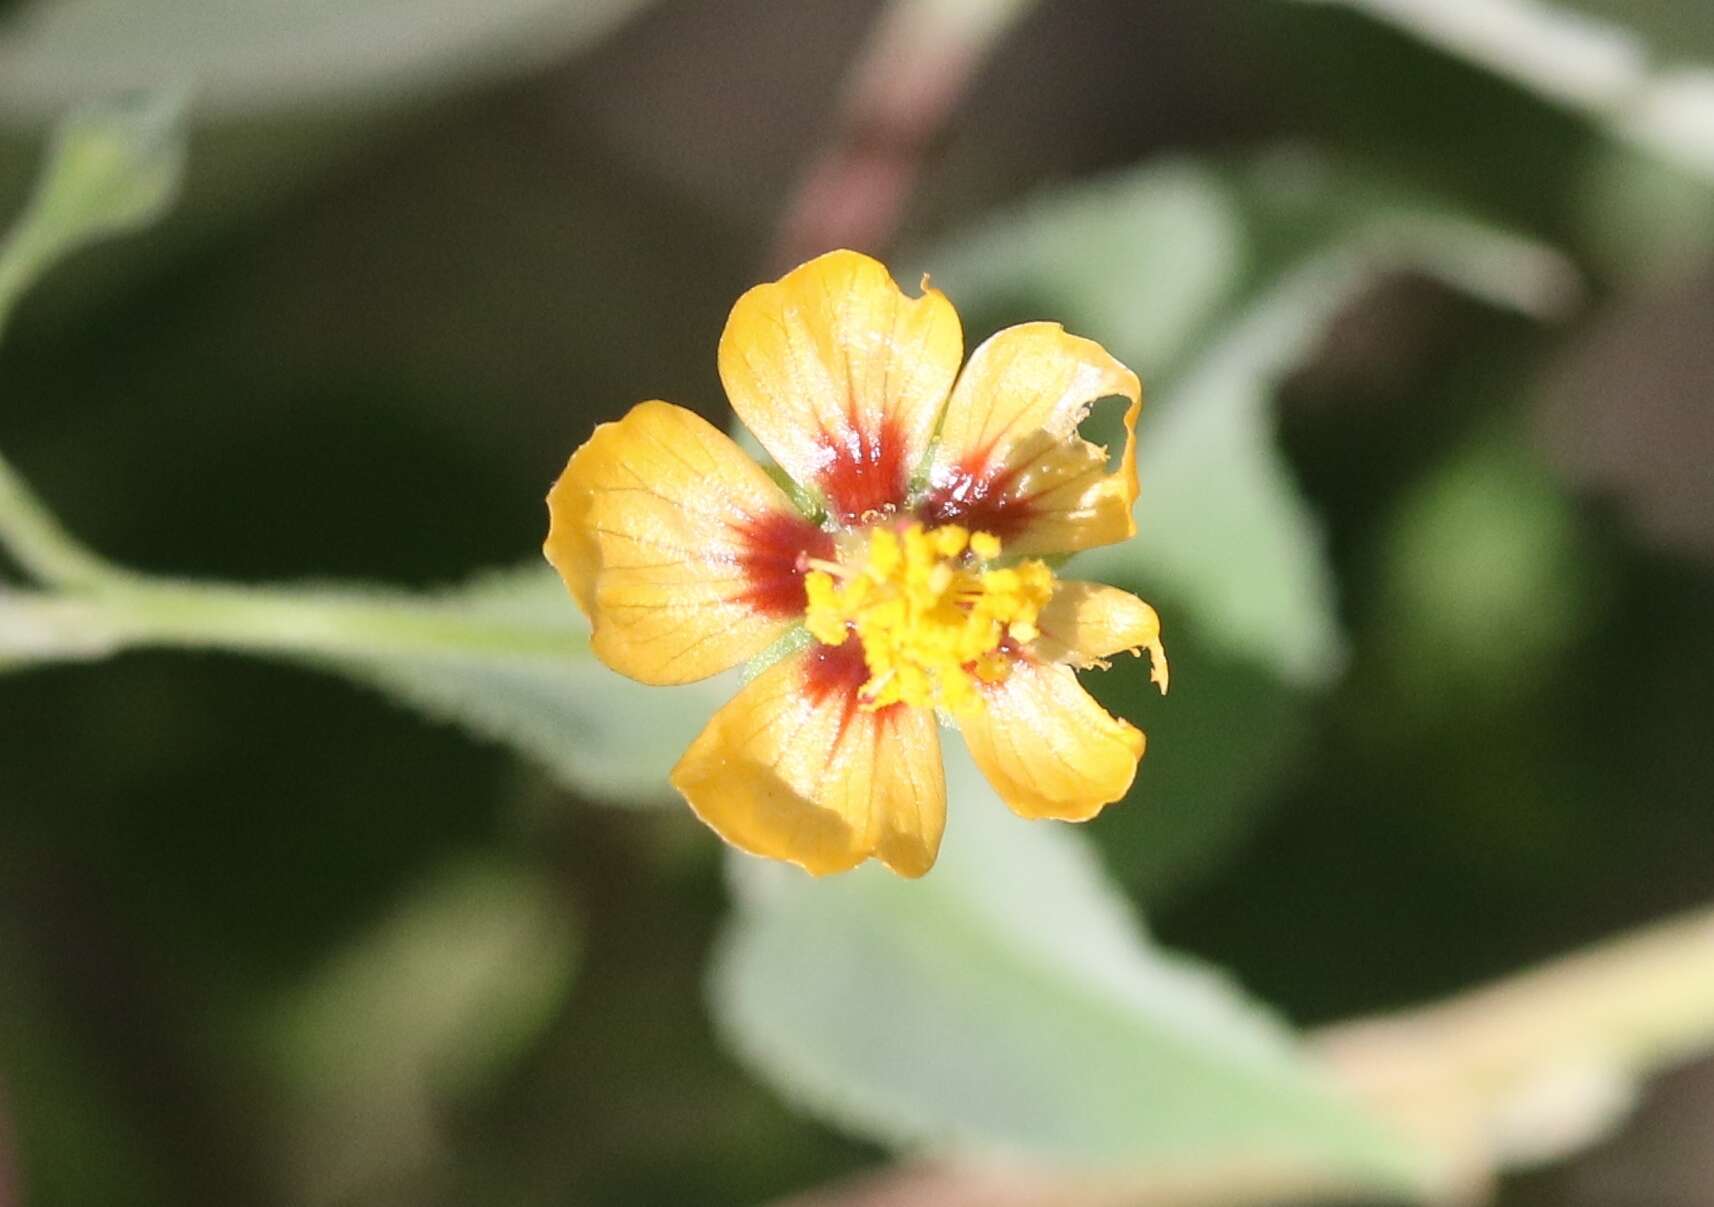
[711,744,1429,1188]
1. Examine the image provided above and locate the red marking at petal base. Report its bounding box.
[803,635,870,705]
[919,454,1033,540]
[802,634,900,750]
[733,511,833,618]
[818,414,910,525]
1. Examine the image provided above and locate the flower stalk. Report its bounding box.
[0,449,584,668]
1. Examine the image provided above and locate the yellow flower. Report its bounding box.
[544,250,1167,878]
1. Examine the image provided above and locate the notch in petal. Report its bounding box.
[719,250,963,526]
[544,400,831,685]
[1034,581,1169,692]
[923,323,1142,556]
[957,658,1144,823]
[671,639,947,877]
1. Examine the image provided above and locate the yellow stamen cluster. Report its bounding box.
[804,523,1055,714]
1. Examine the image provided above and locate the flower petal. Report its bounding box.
[670,640,946,877]
[1034,580,1169,691]
[719,249,963,525]
[922,322,1141,556]
[957,658,1144,822]
[544,400,832,685]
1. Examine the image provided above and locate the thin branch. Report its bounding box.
[1317,901,1714,1198]
[0,579,586,668]
[769,0,1037,272]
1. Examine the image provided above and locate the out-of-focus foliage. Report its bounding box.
[1375,429,1598,714]
[705,155,1577,1187]
[249,858,579,1205]
[1292,0,1714,178]
[0,0,655,114]
[0,99,713,800]
[931,155,1575,688]
[2,2,1714,1206]
[713,744,1427,1191]
[0,92,183,332]
[327,568,729,804]
[919,155,1575,902]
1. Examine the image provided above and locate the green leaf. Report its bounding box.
[1114,162,1575,687]
[322,566,728,805]
[919,156,1575,902]
[1374,426,1599,716]
[260,857,578,1096]
[1080,629,1314,905]
[929,154,1577,689]
[247,857,579,1203]
[0,91,185,333]
[710,743,1430,1189]
[918,162,1247,387]
[0,565,722,804]
[0,0,656,117]
[1283,0,1714,180]
[1574,140,1714,280]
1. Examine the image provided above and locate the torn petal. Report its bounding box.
[1034,580,1169,692]
[957,657,1145,823]
[923,322,1141,556]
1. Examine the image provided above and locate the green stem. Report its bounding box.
[0,447,585,666]
[123,578,587,660]
[0,579,586,667]
[0,444,120,589]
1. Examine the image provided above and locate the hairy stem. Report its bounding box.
[0,579,586,668]
[1317,901,1714,1198]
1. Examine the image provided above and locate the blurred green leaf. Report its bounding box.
[0,925,174,1207]
[0,565,723,803]
[251,857,578,1204]
[1376,426,1600,716]
[0,0,655,117]
[323,566,727,805]
[931,154,1576,689]
[0,91,184,333]
[710,743,1429,1189]
[919,162,1247,387]
[1285,0,1714,180]
[925,159,1342,682]
[263,857,577,1097]
[1082,631,1313,905]
[1573,139,1714,280]
[1558,0,1714,64]
[922,154,1575,901]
